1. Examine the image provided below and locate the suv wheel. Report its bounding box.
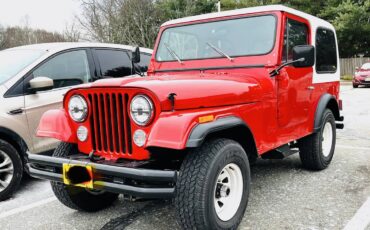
[51,142,119,212]
[298,109,336,170]
[0,139,23,201]
[175,138,250,229]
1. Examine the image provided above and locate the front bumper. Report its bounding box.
[27,153,177,198]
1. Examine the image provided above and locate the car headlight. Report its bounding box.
[68,95,88,122]
[130,95,153,126]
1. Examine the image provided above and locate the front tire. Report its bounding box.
[51,142,118,212]
[298,109,336,170]
[0,139,23,201]
[175,139,251,230]
[353,84,358,88]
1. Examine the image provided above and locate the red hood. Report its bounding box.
[85,74,262,111]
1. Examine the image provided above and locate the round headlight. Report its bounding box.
[68,95,88,122]
[130,95,153,126]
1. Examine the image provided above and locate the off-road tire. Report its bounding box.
[51,142,118,212]
[0,139,23,201]
[298,109,336,170]
[175,138,251,230]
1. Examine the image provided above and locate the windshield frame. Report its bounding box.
[155,13,278,63]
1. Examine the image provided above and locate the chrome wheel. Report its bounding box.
[0,150,14,192]
[322,121,333,157]
[214,163,243,221]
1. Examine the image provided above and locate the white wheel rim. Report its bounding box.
[322,121,333,157]
[214,163,243,221]
[0,150,14,192]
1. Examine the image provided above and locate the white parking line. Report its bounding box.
[343,197,370,230]
[337,145,370,151]
[0,197,56,219]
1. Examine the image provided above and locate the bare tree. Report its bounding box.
[77,0,161,48]
[64,22,81,42]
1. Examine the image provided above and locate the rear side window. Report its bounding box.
[137,54,151,72]
[282,19,308,62]
[96,49,132,78]
[316,28,337,73]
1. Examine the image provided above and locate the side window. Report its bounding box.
[316,28,337,73]
[138,54,151,72]
[33,50,91,89]
[95,49,132,78]
[282,19,308,62]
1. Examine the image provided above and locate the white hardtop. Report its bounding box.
[5,42,153,54]
[162,5,335,31]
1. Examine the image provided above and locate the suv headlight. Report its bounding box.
[130,95,153,126]
[68,95,88,122]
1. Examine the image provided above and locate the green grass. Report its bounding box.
[341,75,353,81]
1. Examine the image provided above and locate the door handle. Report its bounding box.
[307,86,315,90]
[8,108,24,115]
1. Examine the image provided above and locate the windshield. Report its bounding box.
[156,15,276,62]
[0,49,46,84]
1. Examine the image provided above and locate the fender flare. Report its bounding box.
[313,94,340,132]
[186,116,249,147]
[0,127,28,161]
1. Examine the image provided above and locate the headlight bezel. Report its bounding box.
[130,94,154,126]
[68,95,88,123]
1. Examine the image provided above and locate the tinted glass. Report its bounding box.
[0,49,46,84]
[156,15,276,61]
[33,50,91,89]
[283,19,308,61]
[96,49,132,77]
[138,54,151,72]
[316,28,337,73]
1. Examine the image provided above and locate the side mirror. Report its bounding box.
[131,46,140,63]
[292,45,315,67]
[29,76,54,92]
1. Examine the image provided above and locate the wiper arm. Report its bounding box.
[163,43,183,64]
[206,42,234,62]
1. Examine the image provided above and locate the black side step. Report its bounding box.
[261,144,298,159]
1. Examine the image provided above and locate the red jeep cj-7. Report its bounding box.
[29,5,344,229]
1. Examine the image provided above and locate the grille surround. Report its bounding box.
[87,92,132,157]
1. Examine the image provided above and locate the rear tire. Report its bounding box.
[0,139,23,201]
[51,142,118,212]
[175,138,250,230]
[298,109,336,170]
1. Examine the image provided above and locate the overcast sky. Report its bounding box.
[0,0,81,33]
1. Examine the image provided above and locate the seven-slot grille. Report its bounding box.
[87,92,132,156]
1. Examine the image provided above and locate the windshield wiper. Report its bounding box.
[163,43,183,64]
[206,42,234,62]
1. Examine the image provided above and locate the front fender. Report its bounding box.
[37,109,77,143]
[146,105,244,150]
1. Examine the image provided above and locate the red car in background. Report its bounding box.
[353,62,370,88]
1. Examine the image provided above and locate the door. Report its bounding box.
[24,49,93,153]
[277,17,312,131]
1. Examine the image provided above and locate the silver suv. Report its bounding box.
[0,43,152,200]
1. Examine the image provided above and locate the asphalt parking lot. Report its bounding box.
[1,83,370,230]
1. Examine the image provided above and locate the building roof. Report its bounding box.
[162,5,334,30]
